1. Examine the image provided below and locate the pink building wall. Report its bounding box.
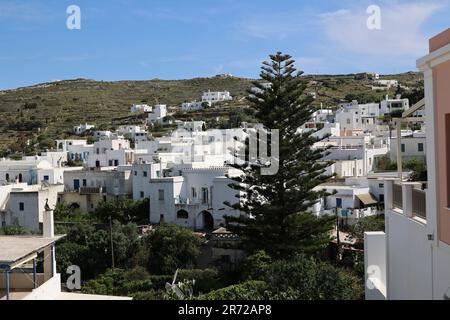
[430,29,450,244]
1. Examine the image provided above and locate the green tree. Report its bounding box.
[56,222,144,280]
[201,255,363,300]
[144,224,201,274]
[94,198,149,224]
[225,52,335,258]
[54,203,93,222]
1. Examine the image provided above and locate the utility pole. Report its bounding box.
[109,216,115,270]
[335,207,340,264]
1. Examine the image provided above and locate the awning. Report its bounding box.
[356,193,378,206]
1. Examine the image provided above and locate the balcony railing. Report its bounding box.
[412,189,426,219]
[79,187,104,195]
[393,183,403,210]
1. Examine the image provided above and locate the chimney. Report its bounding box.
[43,205,54,238]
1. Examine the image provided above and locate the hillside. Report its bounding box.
[0,72,423,154]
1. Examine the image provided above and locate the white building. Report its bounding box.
[116,125,148,142]
[87,139,134,168]
[73,123,95,135]
[201,91,232,104]
[60,166,132,213]
[148,166,242,231]
[0,183,64,232]
[0,158,67,185]
[181,101,210,112]
[389,131,426,162]
[176,121,205,133]
[56,139,94,163]
[311,182,378,226]
[380,95,409,115]
[147,104,167,124]
[373,79,398,89]
[130,104,152,113]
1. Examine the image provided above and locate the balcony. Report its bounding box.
[79,187,104,195]
[393,183,403,210]
[412,188,426,220]
[387,180,426,221]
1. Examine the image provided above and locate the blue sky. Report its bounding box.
[0,0,449,89]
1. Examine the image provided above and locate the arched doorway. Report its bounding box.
[199,211,214,232]
[18,173,23,183]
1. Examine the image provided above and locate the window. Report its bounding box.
[143,171,148,177]
[336,198,342,208]
[379,194,385,203]
[82,179,87,187]
[346,119,351,125]
[401,144,405,153]
[158,189,164,200]
[134,171,137,176]
[418,143,424,152]
[379,183,384,188]
[191,187,197,198]
[114,160,119,166]
[19,202,24,211]
[140,191,145,198]
[108,160,113,166]
[5,173,9,182]
[43,175,49,181]
[201,187,209,204]
[156,171,161,178]
[177,210,189,219]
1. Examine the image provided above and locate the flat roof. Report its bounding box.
[0,235,64,268]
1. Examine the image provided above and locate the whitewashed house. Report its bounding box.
[147,104,167,124]
[87,139,134,168]
[73,123,95,135]
[389,131,426,162]
[60,166,132,213]
[56,139,94,163]
[116,125,148,142]
[201,91,232,104]
[148,166,241,231]
[0,183,64,232]
[181,101,210,112]
[380,95,409,115]
[130,104,152,113]
[311,181,378,226]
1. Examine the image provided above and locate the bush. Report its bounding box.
[259,255,363,300]
[198,281,270,300]
[0,226,32,235]
[178,269,222,294]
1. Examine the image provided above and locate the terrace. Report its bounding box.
[0,235,64,300]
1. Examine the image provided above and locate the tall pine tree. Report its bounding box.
[225,52,335,259]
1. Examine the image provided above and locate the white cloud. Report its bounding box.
[319,2,444,58]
